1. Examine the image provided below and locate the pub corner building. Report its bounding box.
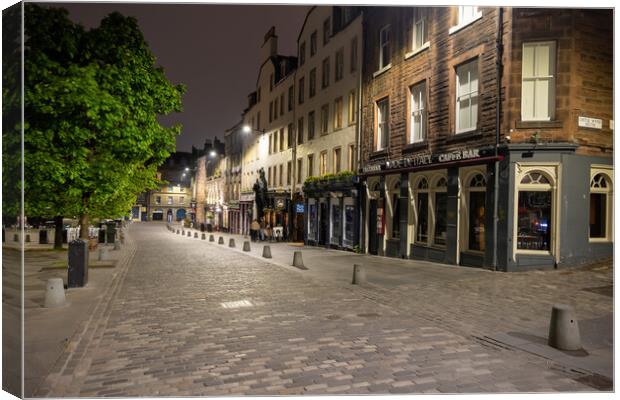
[356,7,612,272]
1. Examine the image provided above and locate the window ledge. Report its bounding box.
[516,120,563,129]
[448,12,483,35]
[589,238,612,243]
[369,149,388,160]
[446,131,483,144]
[373,63,392,78]
[402,141,428,153]
[405,42,430,60]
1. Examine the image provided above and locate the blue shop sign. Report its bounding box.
[296,203,305,213]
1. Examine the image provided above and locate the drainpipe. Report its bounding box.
[289,64,298,242]
[356,13,364,251]
[492,7,504,271]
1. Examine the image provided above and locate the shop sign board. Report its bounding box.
[296,203,304,213]
[362,148,483,174]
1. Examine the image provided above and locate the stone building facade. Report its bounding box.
[296,6,363,250]
[358,6,613,271]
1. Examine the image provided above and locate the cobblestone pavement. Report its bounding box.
[39,223,608,396]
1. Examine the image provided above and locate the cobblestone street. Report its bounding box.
[36,223,612,396]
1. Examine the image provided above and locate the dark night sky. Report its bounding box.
[51,2,310,152]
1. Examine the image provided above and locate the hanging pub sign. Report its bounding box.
[275,198,286,210]
[362,147,486,174]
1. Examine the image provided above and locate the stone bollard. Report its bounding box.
[548,304,582,350]
[44,278,66,308]
[114,239,121,250]
[229,238,236,248]
[98,247,109,261]
[25,234,31,243]
[14,233,18,242]
[201,233,206,240]
[243,241,251,252]
[292,251,307,269]
[352,264,366,285]
[262,245,272,258]
[194,232,198,238]
[68,239,88,288]
[218,236,224,245]
[209,234,215,242]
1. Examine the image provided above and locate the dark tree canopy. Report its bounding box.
[3,4,185,236]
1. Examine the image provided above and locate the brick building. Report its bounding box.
[359,6,612,271]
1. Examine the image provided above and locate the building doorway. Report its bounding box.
[368,199,378,254]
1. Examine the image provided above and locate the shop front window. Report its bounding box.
[344,205,355,245]
[391,181,400,239]
[516,171,553,251]
[331,204,341,244]
[309,204,317,240]
[433,177,447,246]
[467,173,486,251]
[589,172,612,240]
[415,178,429,243]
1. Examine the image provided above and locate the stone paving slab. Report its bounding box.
[37,223,613,396]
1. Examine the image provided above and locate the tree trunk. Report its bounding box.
[54,215,63,249]
[79,192,90,240]
[79,212,89,240]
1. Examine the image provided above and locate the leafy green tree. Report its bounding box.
[3,4,184,244]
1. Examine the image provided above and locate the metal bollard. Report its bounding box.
[262,245,272,258]
[548,304,582,350]
[218,236,224,245]
[201,233,206,240]
[13,233,18,242]
[114,239,121,250]
[209,234,215,242]
[177,229,180,234]
[229,238,236,248]
[25,234,31,243]
[187,231,192,237]
[243,241,251,252]
[194,232,198,238]
[352,264,366,285]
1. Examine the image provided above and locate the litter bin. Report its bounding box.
[68,239,88,287]
[98,227,106,243]
[105,222,116,243]
[39,229,48,244]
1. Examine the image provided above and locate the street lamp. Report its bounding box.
[242,124,265,134]
[209,150,217,158]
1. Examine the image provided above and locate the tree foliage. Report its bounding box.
[3,4,185,233]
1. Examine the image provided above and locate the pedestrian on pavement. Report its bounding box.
[259,218,266,241]
[265,225,273,242]
[250,219,260,242]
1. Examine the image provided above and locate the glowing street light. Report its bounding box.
[209,150,217,158]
